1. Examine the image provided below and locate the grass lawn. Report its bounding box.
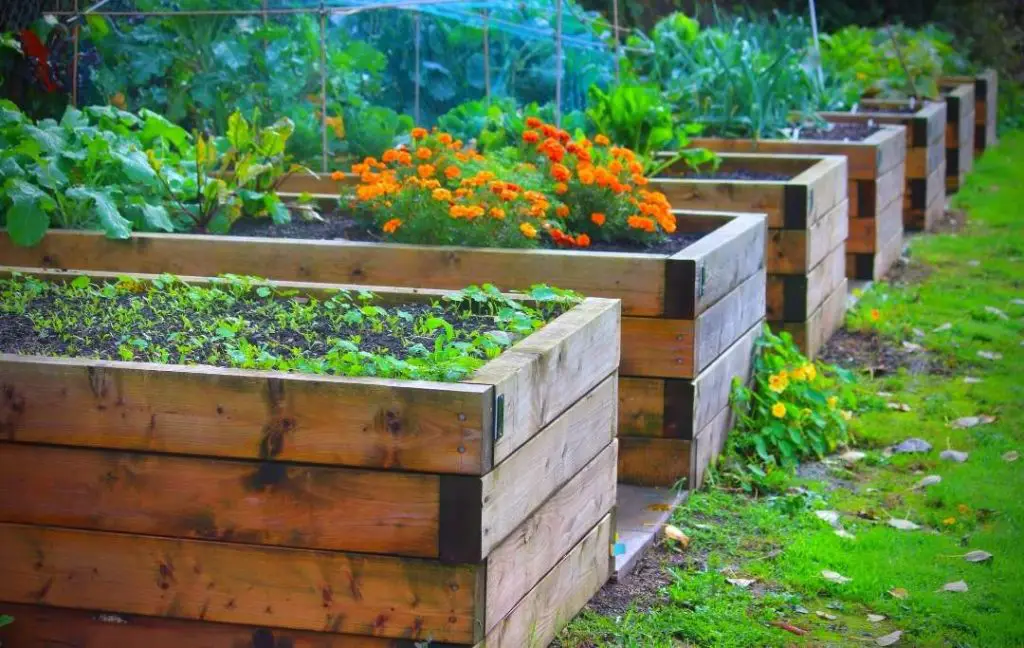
[560,131,1024,647]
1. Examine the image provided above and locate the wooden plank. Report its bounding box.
[906,161,946,231]
[468,298,619,467]
[775,278,849,358]
[792,155,848,228]
[617,377,666,438]
[477,515,612,648]
[848,184,904,256]
[0,523,483,643]
[905,134,946,178]
[691,126,905,181]
[0,354,493,475]
[652,178,786,228]
[0,443,440,558]
[0,604,440,648]
[689,319,760,438]
[485,440,616,630]
[689,404,734,491]
[851,160,906,223]
[667,212,766,319]
[767,242,846,321]
[620,268,765,379]
[767,199,849,274]
[617,437,689,488]
[480,375,616,558]
[0,230,672,317]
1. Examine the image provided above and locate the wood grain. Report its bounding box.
[480,375,616,558]
[0,354,492,475]
[0,523,483,643]
[689,405,734,491]
[617,437,690,488]
[0,443,440,557]
[617,377,667,438]
[767,242,846,322]
[767,199,849,274]
[774,278,849,359]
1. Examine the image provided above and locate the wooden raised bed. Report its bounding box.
[940,82,976,192]
[0,269,619,647]
[650,152,848,357]
[820,100,947,232]
[0,209,766,489]
[690,126,906,281]
[942,69,998,156]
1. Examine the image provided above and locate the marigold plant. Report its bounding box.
[343,120,675,249]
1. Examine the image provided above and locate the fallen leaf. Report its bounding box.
[933,322,953,333]
[887,402,912,412]
[984,306,1010,320]
[888,587,909,599]
[1003,451,1019,462]
[888,518,921,531]
[876,391,895,398]
[967,259,980,267]
[815,510,842,527]
[822,570,851,584]
[963,376,982,384]
[914,475,942,489]
[940,450,969,463]
[893,438,932,454]
[769,620,807,636]
[912,328,925,338]
[977,350,1003,360]
[877,630,903,646]
[951,415,996,429]
[1011,298,1024,306]
[664,525,690,548]
[646,503,672,512]
[939,580,969,593]
[726,577,755,588]
[794,605,810,614]
[867,614,886,623]
[815,610,838,620]
[964,550,993,563]
[902,341,923,352]
[839,450,867,464]
[835,529,857,540]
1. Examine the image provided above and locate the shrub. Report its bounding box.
[345,120,676,250]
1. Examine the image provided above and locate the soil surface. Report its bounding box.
[819,328,948,376]
[586,541,688,617]
[229,214,707,256]
[855,104,921,114]
[683,169,795,181]
[793,122,881,141]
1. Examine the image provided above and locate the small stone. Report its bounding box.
[839,450,866,464]
[940,450,969,463]
[933,322,953,333]
[984,306,1010,320]
[963,376,982,384]
[893,438,932,454]
[978,350,1003,360]
[967,260,981,267]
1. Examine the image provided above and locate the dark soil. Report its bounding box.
[792,122,881,142]
[228,213,707,256]
[855,104,921,114]
[585,541,687,617]
[819,329,947,376]
[885,254,934,286]
[682,169,795,182]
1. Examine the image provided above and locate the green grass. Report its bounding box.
[561,132,1024,647]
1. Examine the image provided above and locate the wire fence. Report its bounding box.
[11,0,653,170]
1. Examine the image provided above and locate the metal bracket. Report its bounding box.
[698,264,707,298]
[493,394,505,442]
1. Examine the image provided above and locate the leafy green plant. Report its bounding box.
[725,325,865,492]
[821,25,947,101]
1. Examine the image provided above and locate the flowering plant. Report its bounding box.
[342,119,675,250]
[728,326,861,477]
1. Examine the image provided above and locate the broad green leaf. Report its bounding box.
[113,150,158,183]
[140,203,174,232]
[86,14,111,39]
[66,187,132,239]
[6,198,49,246]
[24,125,65,155]
[227,111,252,151]
[139,110,190,152]
[266,195,291,225]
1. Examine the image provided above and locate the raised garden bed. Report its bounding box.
[940,82,976,192]
[0,208,766,490]
[820,100,947,232]
[0,269,619,647]
[942,69,999,156]
[650,152,848,358]
[689,125,906,282]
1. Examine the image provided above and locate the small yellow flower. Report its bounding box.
[791,366,807,381]
[804,364,817,381]
[942,517,957,526]
[519,223,538,239]
[772,402,787,419]
[841,410,853,421]
[870,308,881,322]
[828,396,838,409]
[957,504,970,514]
[768,373,789,393]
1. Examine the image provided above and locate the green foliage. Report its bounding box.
[0,614,11,628]
[0,272,578,383]
[726,325,863,491]
[436,98,588,154]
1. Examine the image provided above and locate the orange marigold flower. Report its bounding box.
[578,167,595,185]
[416,147,432,160]
[627,215,656,233]
[629,160,643,174]
[594,167,613,187]
[526,116,543,129]
[432,188,452,202]
[330,171,345,181]
[382,218,402,234]
[576,233,591,247]
[554,182,568,195]
[551,163,571,182]
[422,179,441,189]
[594,134,610,146]
[444,165,461,179]
[417,164,436,179]
[500,190,517,202]
[523,130,540,144]
[411,127,428,140]
[382,149,400,164]
[489,207,506,219]
[555,129,571,143]
[520,222,538,238]
[590,212,606,226]
[438,133,453,145]
[633,174,649,186]
[541,124,558,138]
[609,160,623,175]
[397,151,413,166]
[556,205,570,218]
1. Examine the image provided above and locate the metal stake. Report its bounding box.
[319,0,328,173]
[414,11,422,124]
[554,0,563,126]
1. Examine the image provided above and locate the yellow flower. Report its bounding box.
[772,402,787,419]
[828,396,838,409]
[841,410,853,421]
[768,373,789,393]
[942,517,957,526]
[804,364,817,381]
[791,366,807,381]
[520,223,538,239]
[856,71,868,81]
